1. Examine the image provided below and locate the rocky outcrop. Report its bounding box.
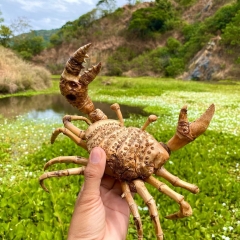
[180,35,223,80]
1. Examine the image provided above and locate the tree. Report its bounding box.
[127,2,177,39]
[0,10,3,24]
[96,0,117,16]
[0,25,12,47]
[50,33,61,46]
[0,10,12,47]
[10,16,31,35]
[222,10,240,47]
[12,32,44,60]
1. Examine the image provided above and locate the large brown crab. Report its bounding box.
[39,43,215,240]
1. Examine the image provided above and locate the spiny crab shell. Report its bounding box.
[85,119,169,182]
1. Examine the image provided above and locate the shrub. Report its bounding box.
[222,10,240,47]
[203,3,240,33]
[166,37,182,54]
[106,58,123,76]
[18,51,33,61]
[46,63,64,75]
[127,1,178,39]
[106,46,138,75]
[0,46,51,93]
[165,58,185,77]
[173,0,197,7]
[127,47,169,76]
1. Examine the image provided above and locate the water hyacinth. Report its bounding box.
[100,89,240,136]
[222,236,230,240]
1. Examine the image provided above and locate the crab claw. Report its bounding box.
[167,104,215,151]
[59,43,107,122]
[63,43,92,76]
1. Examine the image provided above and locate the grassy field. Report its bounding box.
[0,76,239,240]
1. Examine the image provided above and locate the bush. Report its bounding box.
[180,22,210,62]
[173,0,196,7]
[106,58,123,76]
[165,58,185,77]
[18,51,33,60]
[11,35,44,60]
[127,1,178,39]
[222,10,240,47]
[203,3,240,33]
[106,46,138,75]
[0,46,51,93]
[166,37,182,54]
[46,63,64,75]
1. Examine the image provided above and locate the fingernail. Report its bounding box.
[90,148,100,164]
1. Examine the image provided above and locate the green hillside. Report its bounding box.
[32,29,59,46]
[33,0,240,80]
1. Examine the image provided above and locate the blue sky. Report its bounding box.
[0,0,127,31]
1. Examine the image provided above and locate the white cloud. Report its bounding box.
[10,0,44,12]
[7,0,94,13]
[1,0,126,30]
[63,0,94,4]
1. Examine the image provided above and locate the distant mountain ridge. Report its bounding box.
[32,29,59,43]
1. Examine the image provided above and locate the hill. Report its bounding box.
[33,0,240,80]
[32,29,59,46]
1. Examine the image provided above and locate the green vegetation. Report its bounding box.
[0,77,239,239]
[0,12,47,60]
[104,0,240,77]
[11,33,45,60]
[127,0,178,39]
[221,8,240,60]
[53,10,99,44]
[0,10,12,47]
[0,46,52,94]
[32,29,59,47]
[49,7,124,46]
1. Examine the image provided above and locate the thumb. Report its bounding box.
[83,147,106,195]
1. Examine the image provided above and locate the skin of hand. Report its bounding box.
[68,147,131,240]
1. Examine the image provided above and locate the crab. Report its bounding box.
[39,43,215,240]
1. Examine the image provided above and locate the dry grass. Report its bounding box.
[0,46,51,94]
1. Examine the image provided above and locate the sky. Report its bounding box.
[0,0,127,32]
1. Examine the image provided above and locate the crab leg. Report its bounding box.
[51,127,87,150]
[141,115,158,131]
[44,156,88,170]
[62,115,90,140]
[155,167,199,194]
[39,167,85,192]
[146,176,192,219]
[63,115,92,125]
[121,181,143,240]
[133,179,163,240]
[110,103,124,126]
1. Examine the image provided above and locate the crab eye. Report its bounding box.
[66,94,76,101]
[69,81,79,89]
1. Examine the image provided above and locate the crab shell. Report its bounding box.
[85,119,169,181]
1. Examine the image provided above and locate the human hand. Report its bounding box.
[68,147,130,240]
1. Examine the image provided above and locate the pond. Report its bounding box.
[0,94,147,121]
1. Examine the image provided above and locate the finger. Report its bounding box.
[82,147,106,195]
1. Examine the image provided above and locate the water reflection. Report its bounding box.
[0,94,147,120]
